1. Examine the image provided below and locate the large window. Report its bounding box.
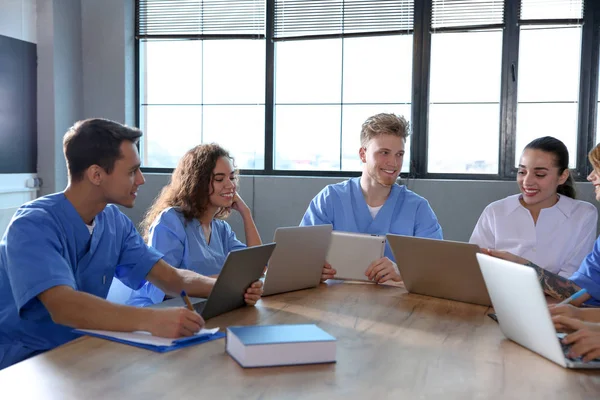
[272,1,414,172]
[138,0,265,169]
[274,35,413,172]
[428,0,504,174]
[137,0,600,179]
[140,39,265,168]
[515,0,584,167]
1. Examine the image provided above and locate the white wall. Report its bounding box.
[0,0,36,43]
[0,0,38,228]
[81,0,135,125]
[119,175,600,244]
[36,0,83,195]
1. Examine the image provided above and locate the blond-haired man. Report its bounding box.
[300,113,442,284]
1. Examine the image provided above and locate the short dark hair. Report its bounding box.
[63,118,143,182]
[524,136,575,199]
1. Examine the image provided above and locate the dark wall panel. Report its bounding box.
[0,35,37,173]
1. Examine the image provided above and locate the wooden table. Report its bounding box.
[1,281,599,399]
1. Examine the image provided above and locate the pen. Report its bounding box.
[180,290,195,311]
[557,288,588,306]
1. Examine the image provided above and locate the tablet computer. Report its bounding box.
[326,231,386,282]
[149,243,276,319]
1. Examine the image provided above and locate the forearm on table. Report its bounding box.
[39,286,155,332]
[147,259,215,299]
[178,269,216,298]
[524,261,581,300]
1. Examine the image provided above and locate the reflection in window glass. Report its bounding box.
[516,26,582,166]
[428,30,502,173]
[140,39,265,169]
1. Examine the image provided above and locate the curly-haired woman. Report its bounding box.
[126,144,261,307]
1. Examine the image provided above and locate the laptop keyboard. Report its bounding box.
[558,335,600,363]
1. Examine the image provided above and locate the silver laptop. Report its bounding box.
[326,231,386,282]
[262,225,333,296]
[476,253,600,369]
[387,234,491,306]
[150,243,276,320]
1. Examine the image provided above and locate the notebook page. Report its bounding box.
[77,327,220,346]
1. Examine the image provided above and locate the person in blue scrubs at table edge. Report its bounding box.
[300,112,443,284]
[0,119,263,370]
[126,143,261,307]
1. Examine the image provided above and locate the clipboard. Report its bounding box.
[73,328,225,353]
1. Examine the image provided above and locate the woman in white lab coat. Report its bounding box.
[470,136,597,278]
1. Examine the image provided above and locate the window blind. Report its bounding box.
[137,0,266,38]
[520,0,584,20]
[274,0,414,41]
[431,0,504,30]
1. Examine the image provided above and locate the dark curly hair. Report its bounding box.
[140,143,238,241]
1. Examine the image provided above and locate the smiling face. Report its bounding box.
[587,168,600,201]
[97,141,145,208]
[208,157,237,208]
[360,134,405,187]
[517,148,568,209]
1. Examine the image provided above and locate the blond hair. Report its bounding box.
[589,143,600,170]
[360,113,410,147]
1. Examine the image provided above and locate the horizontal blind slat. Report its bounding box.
[274,0,414,40]
[431,0,504,30]
[138,0,265,37]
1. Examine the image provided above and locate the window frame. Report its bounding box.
[135,0,600,181]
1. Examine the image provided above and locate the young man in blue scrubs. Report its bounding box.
[300,113,443,284]
[0,119,263,370]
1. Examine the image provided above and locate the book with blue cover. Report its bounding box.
[74,328,225,353]
[226,324,336,368]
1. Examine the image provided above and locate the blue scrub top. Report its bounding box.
[126,207,246,307]
[0,193,163,370]
[300,177,443,261]
[571,235,600,306]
